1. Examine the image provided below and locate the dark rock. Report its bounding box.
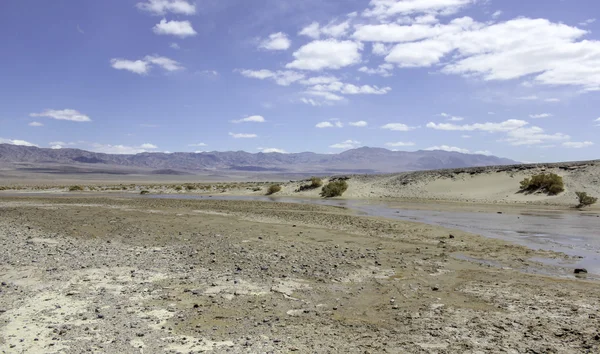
[574,268,588,274]
[449,234,455,239]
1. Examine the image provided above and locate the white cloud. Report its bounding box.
[140,143,158,149]
[110,59,150,74]
[299,22,321,39]
[381,123,417,131]
[0,138,38,147]
[111,56,182,75]
[300,98,323,106]
[91,143,158,154]
[28,122,43,127]
[316,121,343,128]
[529,113,553,119]
[579,19,596,27]
[475,150,492,155]
[308,81,391,95]
[259,32,291,51]
[286,40,363,71]
[330,140,361,149]
[492,11,503,19]
[188,143,207,147]
[144,55,184,71]
[386,141,415,147]
[562,141,594,148]
[197,70,219,77]
[504,126,570,146]
[299,76,339,85]
[372,43,391,56]
[258,147,287,153]
[153,19,197,38]
[232,115,266,123]
[304,90,345,101]
[545,98,561,102]
[363,0,475,18]
[229,132,258,139]
[51,145,63,149]
[426,145,470,154]
[440,112,464,121]
[426,119,528,132]
[349,121,368,127]
[170,42,180,49]
[239,69,305,86]
[30,109,91,122]
[298,21,351,39]
[359,63,394,77]
[595,118,600,122]
[136,0,196,15]
[461,135,471,138]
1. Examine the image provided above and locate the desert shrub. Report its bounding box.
[576,192,597,208]
[252,187,262,192]
[140,190,150,195]
[174,186,183,191]
[320,180,348,198]
[296,177,324,192]
[266,184,281,195]
[69,185,84,192]
[185,184,197,191]
[519,173,564,195]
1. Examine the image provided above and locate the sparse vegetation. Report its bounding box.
[185,184,197,191]
[296,177,324,192]
[320,180,348,198]
[140,190,150,195]
[519,173,564,195]
[576,192,597,208]
[266,184,281,195]
[252,187,262,192]
[174,186,183,191]
[69,185,84,192]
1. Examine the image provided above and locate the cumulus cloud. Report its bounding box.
[492,11,503,19]
[349,121,368,127]
[381,123,417,131]
[426,145,470,154]
[30,109,91,122]
[91,143,158,154]
[188,143,207,147]
[259,32,291,51]
[239,69,305,86]
[529,113,553,119]
[363,0,476,18]
[562,141,594,148]
[358,63,394,77]
[229,132,257,139]
[298,21,351,39]
[386,141,415,147]
[330,140,361,149]
[111,56,183,75]
[426,119,528,132]
[232,115,266,123]
[0,138,38,147]
[258,147,287,153]
[316,121,343,128]
[136,0,196,15]
[286,40,363,71]
[170,42,180,49]
[153,19,197,38]
[440,112,464,121]
[28,122,43,127]
[475,150,493,155]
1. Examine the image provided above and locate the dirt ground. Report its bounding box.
[1,195,599,353]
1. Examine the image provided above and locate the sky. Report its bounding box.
[0,0,599,162]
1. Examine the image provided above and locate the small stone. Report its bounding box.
[449,234,455,239]
[432,286,440,291]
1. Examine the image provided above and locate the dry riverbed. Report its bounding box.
[1,196,599,353]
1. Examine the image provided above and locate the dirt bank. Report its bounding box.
[1,195,599,353]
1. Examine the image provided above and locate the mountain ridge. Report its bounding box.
[0,144,519,174]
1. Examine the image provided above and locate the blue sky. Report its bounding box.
[0,0,599,162]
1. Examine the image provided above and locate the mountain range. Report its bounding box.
[0,144,519,175]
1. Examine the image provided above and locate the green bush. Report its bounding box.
[575,192,597,208]
[174,186,183,191]
[266,184,281,195]
[519,173,564,195]
[140,190,150,195]
[185,184,197,191]
[69,185,84,192]
[320,180,348,198]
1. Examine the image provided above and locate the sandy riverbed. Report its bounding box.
[1,195,599,353]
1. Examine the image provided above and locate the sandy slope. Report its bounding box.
[273,160,600,208]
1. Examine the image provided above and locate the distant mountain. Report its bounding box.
[0,144,519,174]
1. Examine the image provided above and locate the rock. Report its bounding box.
[449,234,455,239]
[432,286,440,291]
[574,268,588,274]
